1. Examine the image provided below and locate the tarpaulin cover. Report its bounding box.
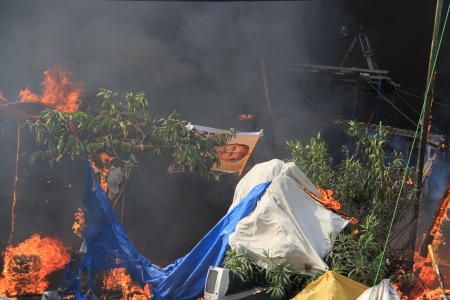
[291,271,368,300]
[60,160,270,300]
[229,159,349,275]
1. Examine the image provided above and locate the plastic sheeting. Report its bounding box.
[229,159,349,275]
[292,271,368,300]
[60,160,270,300]
[356,279,400,300]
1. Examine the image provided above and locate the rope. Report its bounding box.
[373,2,450,285]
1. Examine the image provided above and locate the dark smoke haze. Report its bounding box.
[0,0,449,268]
[0,0,317,264]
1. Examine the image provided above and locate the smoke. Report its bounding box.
[0,0,448,267]
[0,0,321,264]
[0,1,313,122]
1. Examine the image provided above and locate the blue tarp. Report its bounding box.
[60,160,270,299]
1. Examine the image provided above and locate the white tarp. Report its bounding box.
[228,159,349,275]
[356,279,400,300]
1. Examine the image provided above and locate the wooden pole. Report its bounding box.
[413,0,443,257]
[260,57,278,156]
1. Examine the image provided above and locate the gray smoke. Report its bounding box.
[0,0,449,270]
[0,0,320,265]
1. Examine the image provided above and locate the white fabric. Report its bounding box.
[229,159,320,210]
[228,160,349,275]
[107,167,123,198]
[356,279,401,300]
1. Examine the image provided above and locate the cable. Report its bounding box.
[395,87,424,100]
[364,78,418,127]
[373,2,450,285]
[434,101,450,109]
[393,91,421,116]
[394,91,447,134]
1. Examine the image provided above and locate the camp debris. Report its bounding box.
[60,158,400,299]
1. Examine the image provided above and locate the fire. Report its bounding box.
[0,234,70,296]
[407,176,413,185]
[18,66,83,112]
[298,185,357,224]
[316,187,341,210]
[407,184,450,299]
[408,243,450,299]
[409,251,439,298]
[238,114,253,120]
[99,152,115,164]
[72,208,85,238]
[89,152,116,192]
[426,184,450,248]
[102,268,152,299]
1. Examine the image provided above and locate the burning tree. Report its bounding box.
[24,88,234,205]
[14,71,235,297]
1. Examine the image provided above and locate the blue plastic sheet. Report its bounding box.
[60,160,270,299]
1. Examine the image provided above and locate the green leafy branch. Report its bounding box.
[288,121,417,286]
[24,89,234,178]
[223,248,310,299]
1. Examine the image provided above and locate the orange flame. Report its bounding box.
[238,114,253,120]
[298,185,357,224]
[316,187,341,210]
[18,67,83,112]
[102,268,152,299]
[99,152,115,164]
[407,176,413,185]
[408,249,448,299]
[0,234,70,296]
[72,208,85,238]
[407,184,450,298]
[89,153,116,192]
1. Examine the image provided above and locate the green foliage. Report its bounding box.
[223,248,265,285]
[288,121,415,228]
[223,248,310,299]
[286,132,334,188]
[288,121,416,286]
[326,215,388,285]
[24,89,233,178]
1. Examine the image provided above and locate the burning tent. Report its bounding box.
[229,159,350,275]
